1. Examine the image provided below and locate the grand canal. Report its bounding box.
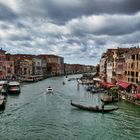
[0,75,140,140]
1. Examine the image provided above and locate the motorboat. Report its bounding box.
[8,81,20,94]
[46,86,53,93]
[0,80,8,96]
[91,88,105,93]
[0,95,6,110]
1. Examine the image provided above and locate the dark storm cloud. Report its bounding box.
[69,14,140,37]
[84,0,140,15]
[0,2,17,20]
[8,35,33,41]
[1,0,140,65]
[20,0,140,24]
[0,23,9,29]
[115,31,140,44]
[95,16,140,36]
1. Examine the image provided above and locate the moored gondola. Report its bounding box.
[0,95,6,110]
[70,100,119,113]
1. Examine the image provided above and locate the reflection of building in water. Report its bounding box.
[77,83,80,90]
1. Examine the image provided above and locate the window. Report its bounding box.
[125,71,127,75]
[131,71,134,77]
[139,54,140,60]
[131,63,134,69]
[132,55,135,60]
[136,54,139,60]
[131,78,134,82]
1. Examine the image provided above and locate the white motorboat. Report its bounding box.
[46,86,53,93]
[8,81,20,94]
[0,80,8,96]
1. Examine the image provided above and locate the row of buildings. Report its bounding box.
[99,47,140,86]
[0,49,95,82]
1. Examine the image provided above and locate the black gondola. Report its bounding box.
[70,100,119,113]
[91,88,105,93]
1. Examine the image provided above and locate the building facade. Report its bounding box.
[124,47,140,85]
[5,54,15,79]
[0,49,6,79]
[39,55,64,76]
[99,53,107,81]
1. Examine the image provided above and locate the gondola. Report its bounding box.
[91,88,105,93]
[0,95,6,110]
[70,100,119,113]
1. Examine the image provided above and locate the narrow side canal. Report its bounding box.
[0,75,140,140]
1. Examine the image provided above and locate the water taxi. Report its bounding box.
[8,81,20,94]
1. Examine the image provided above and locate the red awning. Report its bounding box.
[134,93,140,99]
[136,86,140,93]
[137,86,140,90]
[100,82,116,88]
[116,81,131,89]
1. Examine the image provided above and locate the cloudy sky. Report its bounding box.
[0,0,140,65]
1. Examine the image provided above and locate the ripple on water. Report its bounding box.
[0,75,140,140]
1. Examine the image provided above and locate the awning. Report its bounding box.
[134,93,140,99]
[137,86,140,92]
[116,81,131,89]
[100,82,116,88]
[136,86,140,93]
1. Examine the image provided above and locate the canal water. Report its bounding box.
[0,75,140,140]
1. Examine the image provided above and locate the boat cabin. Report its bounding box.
[8,81,20,94]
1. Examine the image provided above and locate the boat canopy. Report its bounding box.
[116,81,131,89]
[0,81,8,85]
[8,81,20,86]
[134,93,140,99]
[136,86,140,93]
